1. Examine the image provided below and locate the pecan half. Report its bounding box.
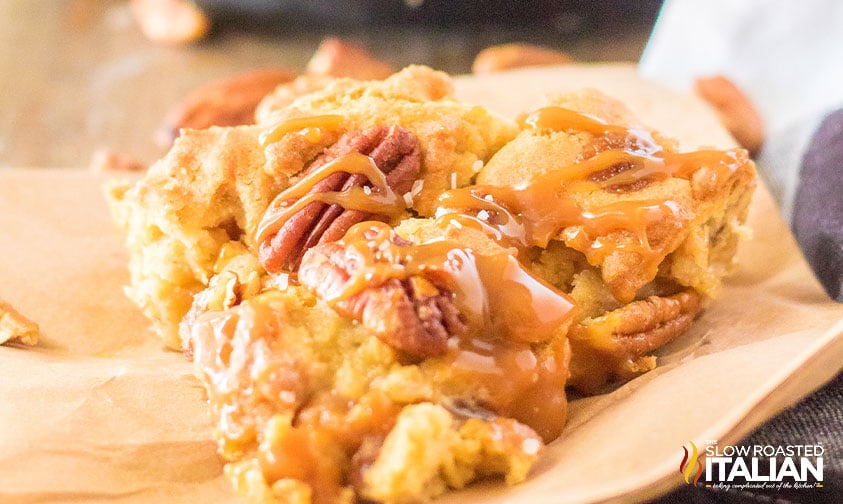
[89,148,147,173]
[695,75,765,156]
[157,67,298,147]
[307,38,395,81]
[298,228,467,358]
[258,126,420,273]
[472,43,572,74]
[130,0,210,45]
[567,289,702,392]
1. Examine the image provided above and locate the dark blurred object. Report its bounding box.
[196,0,663,34]
[793,108,843,302]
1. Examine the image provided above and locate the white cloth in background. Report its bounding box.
[638,0,843,221]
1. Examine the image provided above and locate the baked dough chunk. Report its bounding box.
[108,125,282,348]
[255,65,517,215]
[187,281,551,504]
[109,66,516,348]
[476,89,756,391]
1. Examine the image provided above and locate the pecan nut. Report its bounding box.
[157,67,298,147]
[307,38,395,81]
[472,43,572,74]
[567,289,702,392]
[89,148,147,173]
[130,0,210,45]
[297,226,466,358]
[258,126,420,273]
[695,75,765,156]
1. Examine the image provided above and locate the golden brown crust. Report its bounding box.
[108,125,284,348]
[259,66,518,215]
[479,89,756,304]
[254,75,335,126]
[111,66,517,349]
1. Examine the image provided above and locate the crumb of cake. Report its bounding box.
[0,300,40,346]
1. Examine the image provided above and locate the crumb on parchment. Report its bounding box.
[0,300,40,346]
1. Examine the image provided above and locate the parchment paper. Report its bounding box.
[1,65,842,504]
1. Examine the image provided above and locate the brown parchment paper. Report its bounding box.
[1,64,842,504]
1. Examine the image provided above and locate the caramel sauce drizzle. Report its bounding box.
[259,114,344,147]
[445,334,569,442]
[245,108,747,445]
[333,222,575,342]
[332,222,575,440]
[255,152,408,246]
[523,105,632,136]
[435,189,529,250]
[438,106,745,270]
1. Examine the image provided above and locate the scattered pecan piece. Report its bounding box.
[157,67,298,147]
[307,38,395,81]
[258,126,420,273]
[130,0,210,45]
[472,43,572,74]
[695,75,765,156]
[0,300,40,346]
[298,229,467,358]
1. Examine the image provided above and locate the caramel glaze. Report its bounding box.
[255,151,409,247]
[245,109,748,455]
[257,390,401,503]
[192,295,398,504]
[438,106,747,287]
[259,114,344,147]
[326,221,575,442]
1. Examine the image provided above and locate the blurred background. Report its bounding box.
[0,0,662,168]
